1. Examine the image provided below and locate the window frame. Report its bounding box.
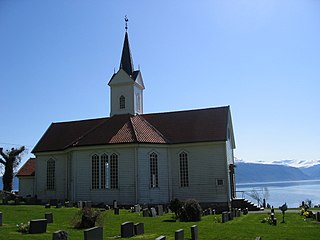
[179,152,189,187]
[149,152,159,188]
[46,158,55,191]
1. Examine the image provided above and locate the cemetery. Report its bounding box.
[0,201,319,239]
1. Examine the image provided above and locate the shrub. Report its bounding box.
[169,198,184,219]
[179,199,202,222]
[71,207,103,229]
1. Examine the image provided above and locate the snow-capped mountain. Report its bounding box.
[271,159,320,168]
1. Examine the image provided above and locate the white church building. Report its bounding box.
[17,26,236,211]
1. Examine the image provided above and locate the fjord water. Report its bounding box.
[236,179,320,208]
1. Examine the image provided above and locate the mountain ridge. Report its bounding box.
[235,161,320,183]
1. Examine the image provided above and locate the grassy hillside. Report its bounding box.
[0,205,319,239]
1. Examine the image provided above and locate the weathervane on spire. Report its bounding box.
[125,15,128,31]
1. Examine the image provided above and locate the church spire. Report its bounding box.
[120,16,134,76]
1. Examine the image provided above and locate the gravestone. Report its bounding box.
[134,222,144,235]
[255,237,262,240]
[113,200,118,209]
[83,201,92,208]
[228,211,233,221]
[316,212,320,222]
[150,207,157,217]
[175,229,184,240]
[45,212,53,223]
[155,236,166,240]
[222,212,229,223]
[236,209,241,217]
[156,205,164,216]
[114,207,120,215]
[52,230,68,240]
[212,209,216,215]
[78,201,83,208]
[0,212,2,226]
[134,204,141,212]
[121,221,135,238]
[142,208,150,217]
[84,226,103,240]
[243,208,248,215]
[232,208,237,218]
[29,219,48,234]
[45,203,51,208]
[191,225,198,240]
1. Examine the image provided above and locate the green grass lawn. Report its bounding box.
[0,205,319,240]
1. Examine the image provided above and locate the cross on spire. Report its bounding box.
[125,15,128,32]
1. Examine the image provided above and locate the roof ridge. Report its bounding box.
[136,114,170,143]
[129,116,138,142]
[142,106,230,117]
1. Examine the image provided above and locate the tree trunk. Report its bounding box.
[3,161,14,192]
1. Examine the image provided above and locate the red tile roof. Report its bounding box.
[16,158,36,177]
[32,106,231,153]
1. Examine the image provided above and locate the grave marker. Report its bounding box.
[29,219,47,234]
[84,226,103,240]
[0,212,2,226]
[150,207,157,217]
[52,230,68,240]
[155,236,166,240]
[191,225,198,240]
[175,229,184,240]
[134,222,144,235]
[45,212,53,223]
[121,221,135,238]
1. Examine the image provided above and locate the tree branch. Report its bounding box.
[0,147,9,162]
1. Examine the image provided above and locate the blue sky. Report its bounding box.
[1,0,319,167]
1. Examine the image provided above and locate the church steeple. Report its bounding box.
[120,31,134,76]
[108,17,145,117]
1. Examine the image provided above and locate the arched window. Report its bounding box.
[179,152,189,187]
[91,154,100,189]
[46,159,55,190]
[110,154,118,189]
[120,95,125,109]
[150,152,158,188]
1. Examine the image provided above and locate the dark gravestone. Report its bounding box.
[222,212,229,223]
[56,203,62,208]
[0,212,2,226]
[150,207,157,217]
[243,208,248,215]
[142,208,150,217]
[29,219,47,234]
[121,221,135,238]
[228,212,233,221]
[53,230,68,240]
[114,207,120,215]
[45,212,53,223]
[212,209,216,215]
[156,205,164,216]
[84,226,103,240]
[175,229,184,240]
[45,203,51,208]
[191,225,198,240]
[155,236,166,240]
[134,222,144,235]
[316,212,320,222]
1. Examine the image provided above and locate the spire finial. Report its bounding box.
[125,15,128,32]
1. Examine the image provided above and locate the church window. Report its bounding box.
[179,152,189,187]
[91,154,100,189]
[150,152,158,188]
[120,95,125,109]
[46,159,55,190]
[91,153,118,190]
[136,93,141,112]
[110,154,118,189]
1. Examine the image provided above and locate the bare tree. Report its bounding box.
[0,146,25,192]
